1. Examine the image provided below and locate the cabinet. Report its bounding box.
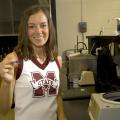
[0,0,14,34]
[87,36,120,55]
[0,0,56,34]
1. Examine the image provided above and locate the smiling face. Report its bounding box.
[27,10,49,49]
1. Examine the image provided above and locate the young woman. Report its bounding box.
[0,5,67,120]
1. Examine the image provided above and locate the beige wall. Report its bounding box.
[56,0,120,57]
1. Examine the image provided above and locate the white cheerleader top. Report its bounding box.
[14,57,60,120]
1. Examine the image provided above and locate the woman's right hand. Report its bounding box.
[0,60,15,84]
[0,52,18,84]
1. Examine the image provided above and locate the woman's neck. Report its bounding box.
[34,47,47,64]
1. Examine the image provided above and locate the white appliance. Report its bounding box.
[88,93,120,120]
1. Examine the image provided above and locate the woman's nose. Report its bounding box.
[35,25,42,33]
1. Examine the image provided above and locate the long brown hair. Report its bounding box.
[15,5,58,60]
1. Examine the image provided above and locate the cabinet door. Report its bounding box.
[13,0,40,33]
[12,0,51,33]
[0,0,13,34]
[0,0,56,34]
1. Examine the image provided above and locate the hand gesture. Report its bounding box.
[0,52,18,84]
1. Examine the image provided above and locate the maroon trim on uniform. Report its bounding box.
[31,56,50,70]
[16,54,23,80]
[16,60,23,80]
[55,59,60,70]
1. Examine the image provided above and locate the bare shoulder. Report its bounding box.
[57,56,62,69]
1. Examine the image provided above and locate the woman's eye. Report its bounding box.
[28,25,35,29]
[28,23,48,30]
[40,24,48,28]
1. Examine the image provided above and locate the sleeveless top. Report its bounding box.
[14,57,60,120]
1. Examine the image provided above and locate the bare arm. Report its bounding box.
[57,91,67,120]
[0,78,15,114]
[0,52,18,114]
[57,56,67,120]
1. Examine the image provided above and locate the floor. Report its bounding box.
[0,99,91,120]
[64,98,91,120]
